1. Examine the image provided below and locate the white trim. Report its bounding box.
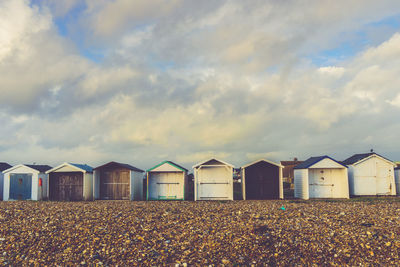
[192,158,234,169]
[2,164,40,174]
[46,162,87,174]
[241,159,283,169]
[351,154,396,167]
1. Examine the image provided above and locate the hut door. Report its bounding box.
[376,161,391,195]
[50,172,83,201]
[199,167,230,199]
[157,173,178,199]
[311,169,333,198]
[9,174,32,200]
[101,171,130,200]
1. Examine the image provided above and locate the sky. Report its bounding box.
[1,0,400,170]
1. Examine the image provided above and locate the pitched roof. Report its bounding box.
[192,158,234,168]
[94,161,144,172]
[70,163,93,172]
[242,159,283,169]
[47,162,93,173]
[147,161,188,172]
[0,162,12,172]
[342,152,393,165]
[25,164,52,172]
[294,156,347,169]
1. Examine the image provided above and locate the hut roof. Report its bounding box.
[25,165,52,172]
[294,156,347,169]
[46,162,93,173]
[192,158,234,169]
[242,159,283,169]
[342,152,394,166]
[147,161,187,172]
[0,162,12,172]
[94,161,144,172]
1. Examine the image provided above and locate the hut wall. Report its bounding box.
[83,172,94,201]
[93,170,100,200]
[395,169,400,196]
[294,169,309,200]
[131,170,143,200]
[0,173,4,201]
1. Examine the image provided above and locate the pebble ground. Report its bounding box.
[0,198,399,266]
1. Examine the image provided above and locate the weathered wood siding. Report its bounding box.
[99,168,130,200]
[49,172,84,201]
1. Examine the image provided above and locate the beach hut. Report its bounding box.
[241,159,284,200]
[0,162,12,200]
[146,161,188,200]
[193,158,234,201]
[395,166,400,196]
[2,164,51,201]
[47,163,93,201]
[294,156,349,200]
[342,152,396,196]
[93,162,144,200]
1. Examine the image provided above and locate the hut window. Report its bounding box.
[320,170,324,173]
[320,177,325,180]
[18,178,23,184]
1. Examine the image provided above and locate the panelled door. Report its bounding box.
[310,169,333,198]
[50,172,83,201]
[157,172,180,199]
[199,167,230,200]
[376,161,391,195]
[9,174,32,200]
[100,170,130,200]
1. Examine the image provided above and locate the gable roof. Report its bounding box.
[46,162,93,173]
[242,159,283,169]
[2,164,52,174]
[94,161,144,172]
[147,161,188,172]
[294,156,347,169]
[25,164,52,172]
[192,158,234,168]
[0,162,12,172]
[342,152,394,166]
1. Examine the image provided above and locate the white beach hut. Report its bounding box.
[3,164,51,201]
[342,152,396,196]
[93,162,144,200]
[47,163,93,201]
[294,156,349,200]
[395,166,400,196]
[146,161,188,200]
[193,158,234,201]
[0,162,12,200]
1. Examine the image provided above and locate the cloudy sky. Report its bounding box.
[1,0,400,169]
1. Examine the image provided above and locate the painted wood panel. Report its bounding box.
[49,172,83,201]
[100,170,130,200]
[9,174,32,200]
[148,172,184,200]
